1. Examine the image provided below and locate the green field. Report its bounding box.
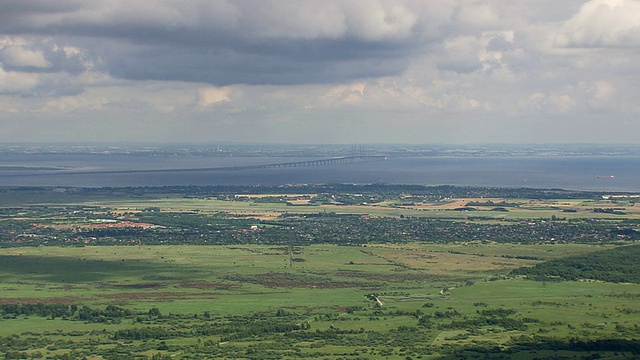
[1,244,639,359]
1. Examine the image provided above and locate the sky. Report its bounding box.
[1,0,639,144]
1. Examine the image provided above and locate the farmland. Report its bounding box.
[0,185,639,359]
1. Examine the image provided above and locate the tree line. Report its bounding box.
[510,244,640,283]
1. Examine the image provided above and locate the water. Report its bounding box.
[0,154,639,191]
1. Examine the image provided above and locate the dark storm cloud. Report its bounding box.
[99,38,416,85]
[0,1,432,85]
[0,0,81,33]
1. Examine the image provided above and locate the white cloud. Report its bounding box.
[548,94,576,113]
[342,1,418,40]
[590,81,616,101]
[41,96,91,113]
[198,87,232,109]
[518,90,578,114]
[334,82,366,96]
[555,0,640,48]
[0,46,50,68]
[454,2,499,30]
[0,65,39,93]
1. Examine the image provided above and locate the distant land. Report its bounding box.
[1,143,640,158]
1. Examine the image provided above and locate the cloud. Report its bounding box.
[1,0,640,144]
[437,30,514,75]
[593,81,616,101]
[0,1,442,86]
[0,65,39,94]
[453,2,500,30]
[0,45,50,68]
[555,0,640,48]
[198,86,232,108]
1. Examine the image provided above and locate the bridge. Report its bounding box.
[148,155,388,172]
[23,155,388,177]
[212,155,387,171]
[252,155,386,169]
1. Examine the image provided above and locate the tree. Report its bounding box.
[148,307,162,317]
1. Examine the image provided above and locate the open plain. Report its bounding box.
[1,185,639,359]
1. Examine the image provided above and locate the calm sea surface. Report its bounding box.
[0,154,639,191]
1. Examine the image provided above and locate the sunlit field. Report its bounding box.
[1,243,638,359]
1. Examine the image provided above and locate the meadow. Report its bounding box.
[1,244,639,359]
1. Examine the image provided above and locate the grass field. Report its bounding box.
[1,244,638,359]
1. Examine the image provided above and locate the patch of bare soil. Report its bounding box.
[335,269,436,282]
[178,280,236,290]
[0,296,87,305]
[225,273,379,289]
[48,285,90,291]
[105,282,167,289]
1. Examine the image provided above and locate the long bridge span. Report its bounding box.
[113,155,387,173]
[244,155,387,170]
[209,155,387,171]
[20,155,388,177]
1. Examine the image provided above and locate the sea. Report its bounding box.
[0,154,639,192]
